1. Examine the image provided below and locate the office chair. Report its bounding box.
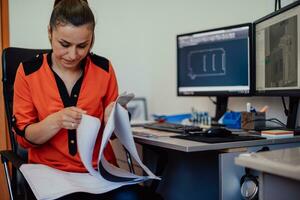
[0,47,135,200]
[0,47,50,200]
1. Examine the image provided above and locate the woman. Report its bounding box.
[13,0,162,199]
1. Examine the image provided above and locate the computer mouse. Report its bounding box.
[205,127,232,137]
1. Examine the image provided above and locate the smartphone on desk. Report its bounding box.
[131,120,154,127]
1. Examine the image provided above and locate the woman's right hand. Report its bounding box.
[49,106,87,130]
[25,107,87,144]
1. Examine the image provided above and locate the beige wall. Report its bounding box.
[9,0,299,124]
[87,0,296,124]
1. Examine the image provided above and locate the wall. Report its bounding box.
[9,0,299,125]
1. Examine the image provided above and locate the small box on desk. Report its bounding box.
[241,112,266,130]
[222,112,241,129]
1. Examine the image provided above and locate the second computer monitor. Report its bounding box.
[255,1,300,96]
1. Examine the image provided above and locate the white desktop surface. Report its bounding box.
[132,127,300,200]
[235,147,300,181]
[132,127,300,152]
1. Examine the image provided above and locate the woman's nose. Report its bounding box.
[68,47,77,60]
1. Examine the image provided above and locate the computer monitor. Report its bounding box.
[254,1,300,128]
[177,23,253,120]
[255,1,300,96]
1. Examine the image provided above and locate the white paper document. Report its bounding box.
[20,97,160,200]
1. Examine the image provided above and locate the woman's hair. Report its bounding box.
[49,0,95,31]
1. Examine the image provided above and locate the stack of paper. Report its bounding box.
[261,130,294,138]
[20,93,160,200]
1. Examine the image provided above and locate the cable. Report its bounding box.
[281,96,289,116]
[208,96,217,105]
[208,96,233,112]
[267,118,286,127]
[243,118,286,129]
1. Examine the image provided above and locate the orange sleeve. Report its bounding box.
[103,62,119,108]
[13,64,38,148]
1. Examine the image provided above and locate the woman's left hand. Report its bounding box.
[104,102,115,124]
[104,101,129,124]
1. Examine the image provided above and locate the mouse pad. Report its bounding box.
[172,134,265,143]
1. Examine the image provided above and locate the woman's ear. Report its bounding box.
[89,33,95,51]
[48,25,52,43]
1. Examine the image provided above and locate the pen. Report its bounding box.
[246,102,251,112]
[260,105,268,113]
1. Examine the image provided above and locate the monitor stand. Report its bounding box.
[213,96,228,122]
[286,96,299,129]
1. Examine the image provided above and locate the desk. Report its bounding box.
[235,147,300,200]
[132,128,300,200]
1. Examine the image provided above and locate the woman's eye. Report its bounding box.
[78,45,87,49]
[60,43,70,48]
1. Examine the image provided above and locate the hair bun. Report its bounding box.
[54,0,88,8]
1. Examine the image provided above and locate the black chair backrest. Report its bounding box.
[2,47,50,154]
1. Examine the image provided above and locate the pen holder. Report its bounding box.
[241,112,266,130]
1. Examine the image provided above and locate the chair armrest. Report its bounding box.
[0,150,26,169]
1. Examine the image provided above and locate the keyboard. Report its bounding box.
[143,122,202,134]
[172,134,265,143]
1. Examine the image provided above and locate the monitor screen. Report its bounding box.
[177,23,253,96]
[255,1,300,96]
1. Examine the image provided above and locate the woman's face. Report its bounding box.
[49,24,93,70]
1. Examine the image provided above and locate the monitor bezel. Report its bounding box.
[253,1,300,97]
[176,23,254,97]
